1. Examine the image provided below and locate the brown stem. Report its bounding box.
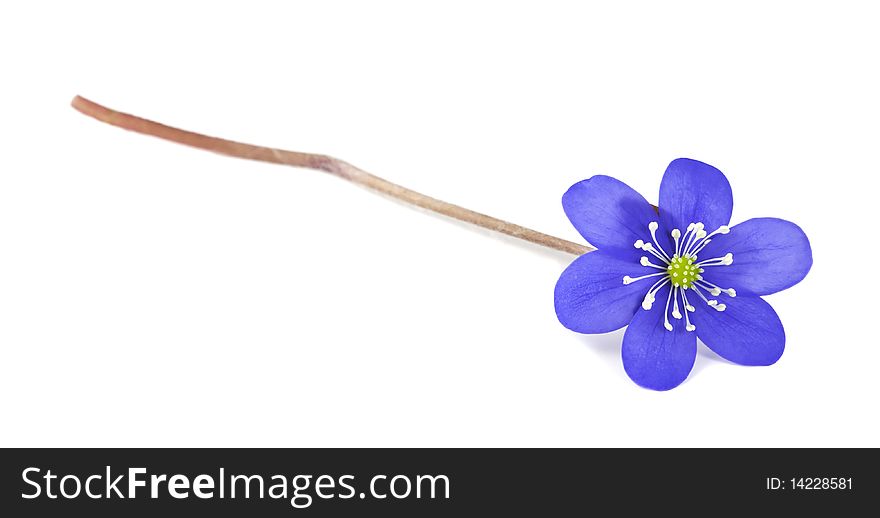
[70,96,593,256]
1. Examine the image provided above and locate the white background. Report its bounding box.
[1,1,877,447]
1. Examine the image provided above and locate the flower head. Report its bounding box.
[554,158,811,390]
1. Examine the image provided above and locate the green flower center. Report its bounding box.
[668,256,698,288]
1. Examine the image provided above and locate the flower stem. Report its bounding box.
[70,96,593,256]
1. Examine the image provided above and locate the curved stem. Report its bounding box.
[71,96,593,256]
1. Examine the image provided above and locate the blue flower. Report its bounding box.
[554,159,812,391]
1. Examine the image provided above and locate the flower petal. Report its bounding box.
[696,218,812,296]
[658,158,733,233]
[555,251,652,334]
[562,175,658,253]
[622,286,697,391]
[693,294,785,366]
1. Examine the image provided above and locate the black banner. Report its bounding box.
[2,449,874,515]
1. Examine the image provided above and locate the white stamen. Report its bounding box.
[671,228,682,257]
[678,225,694,257]
[648,221,672,262]
[640,256,667,270]
[700,224,729,244]
[680,289,696,331]
[698,252,733,267]
[685,230,707,256]
[639,242,671,265]
[692,284,724,311]
[634,239,644,249]
[671,286,682,319]
[641,277,670,310]
[623,271,666,285]
[696,280,736,297]
[646,277,670,298]
[663,285,674,331]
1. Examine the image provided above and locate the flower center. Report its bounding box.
[668,256,698,288]
[622,221,736,332]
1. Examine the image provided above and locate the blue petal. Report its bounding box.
[621,286,697,391]
[693,294,785,366]
[658,158,733,233]
[555,251,652,334]
[696,218,812,296]
[562,175,658,254]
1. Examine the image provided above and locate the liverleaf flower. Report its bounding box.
[554,158,812,390]
[70,98,813,392]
